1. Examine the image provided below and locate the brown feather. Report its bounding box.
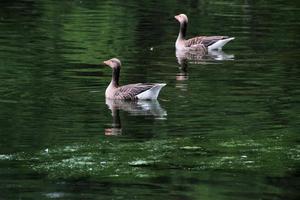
[113,83,155,100]
[185,36,229,48]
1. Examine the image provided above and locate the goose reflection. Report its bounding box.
[175,50,234,91]
[207,50,235,61]
[176,49,234,65]
[105,99,167,136]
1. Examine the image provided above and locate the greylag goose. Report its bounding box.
[103,58,166,100]
[175,14,235,51]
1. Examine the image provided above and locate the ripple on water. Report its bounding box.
[0,154,13,160]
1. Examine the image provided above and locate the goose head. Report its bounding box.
[103,58,121,69]
[174,14,188,24]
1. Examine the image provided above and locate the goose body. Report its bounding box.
[104,58,166,100]
[175,14,234,51]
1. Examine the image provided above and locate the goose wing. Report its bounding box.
[184,36,206,51]
[185,36,229,48]
[114,83,154,100]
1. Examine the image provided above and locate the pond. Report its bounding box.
[0,0,299,199]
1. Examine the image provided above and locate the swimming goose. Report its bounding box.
[175,14,235,51]
[103,58,166,100]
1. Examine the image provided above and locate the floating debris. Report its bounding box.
[128,160,154,166]
[180,146,202,150]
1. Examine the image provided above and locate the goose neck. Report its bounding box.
[111,67,120,87]
[178,21,187,40]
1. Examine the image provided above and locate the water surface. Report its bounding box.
[0,0,299,199]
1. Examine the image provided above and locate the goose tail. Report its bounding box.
[137,83,166,100]
[208,37,235,51]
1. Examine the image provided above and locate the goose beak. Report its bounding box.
[174,15,179,21]
[103,60,110,66]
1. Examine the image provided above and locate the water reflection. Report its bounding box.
[176,49,234,65]
[0,0,299,199]
[175,50,235,91]
[105,107,122,136]
[176,49,234,76]
[176,53,189,81]
[208,50,235,61]
[105,99,167,135]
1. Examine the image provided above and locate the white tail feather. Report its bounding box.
[136,83,166,100]
[208,37,235,51]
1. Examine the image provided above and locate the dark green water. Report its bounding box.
[0,0,299,199]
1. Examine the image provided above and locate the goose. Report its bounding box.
[103,58,166,100]
[174,14,235,51]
